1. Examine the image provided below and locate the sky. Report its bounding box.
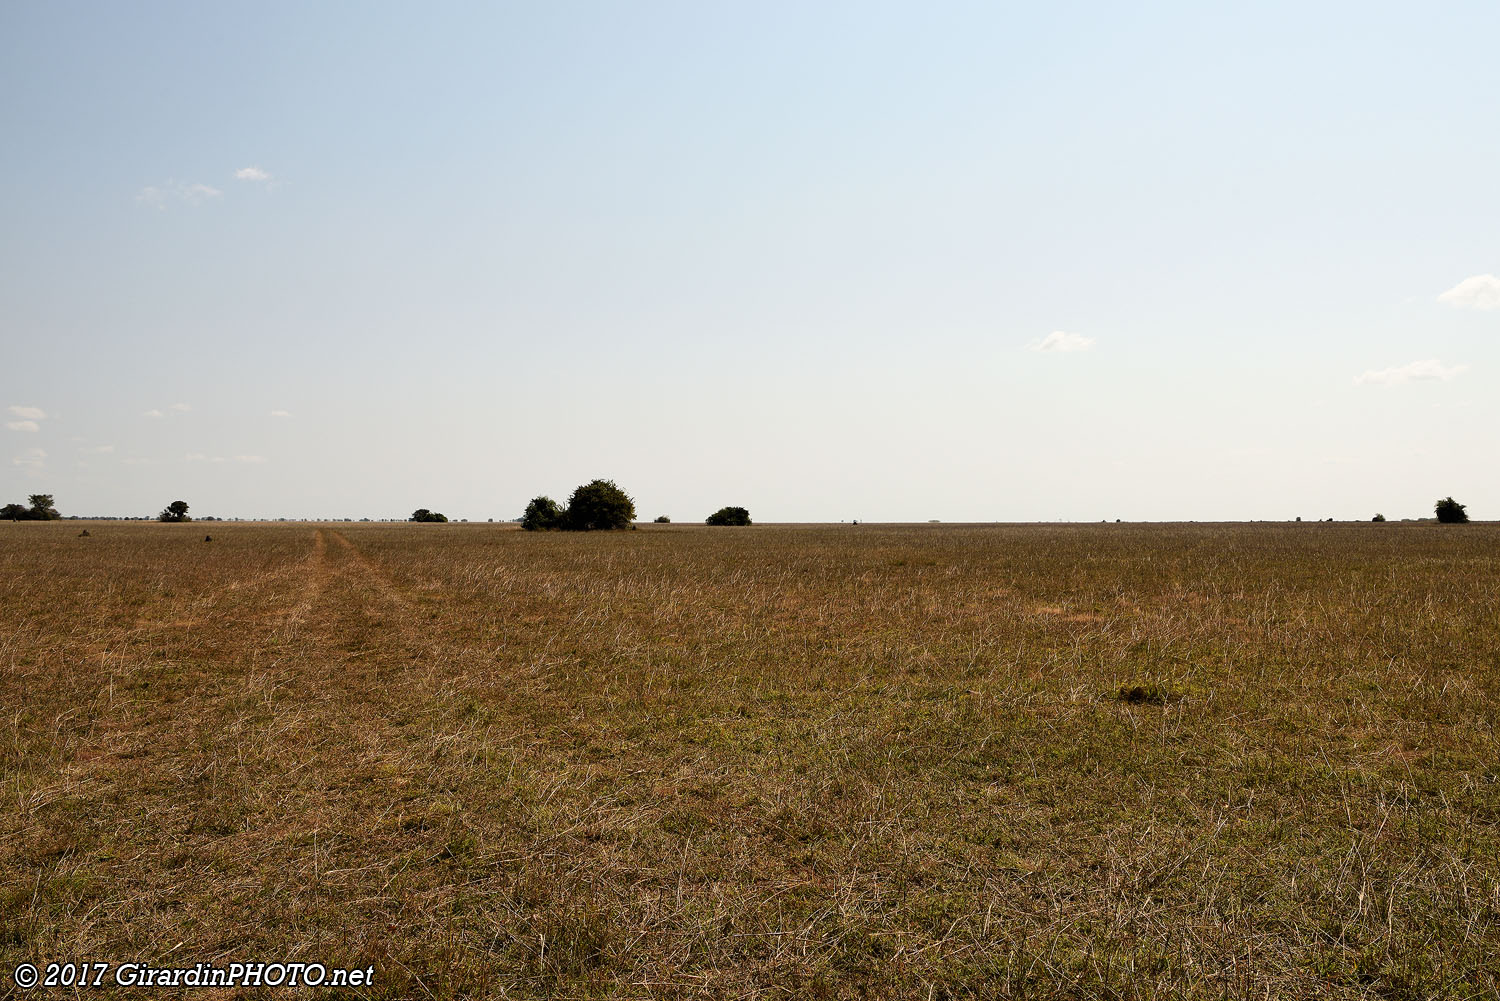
[2,1,1497,522]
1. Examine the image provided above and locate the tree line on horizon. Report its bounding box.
[0,492,1476,526]
[510,480,754,531]
[0,494,60,521]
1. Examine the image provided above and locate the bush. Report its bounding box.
[3,494,64,521]
[1372,513,1386,522]
[706,506,751,526]
[563,480,635,531]
[158,500,191,523]
[1435,497,1469,524]
[410,508,449,523]
[654,515,670,523]
[522,496,565,532]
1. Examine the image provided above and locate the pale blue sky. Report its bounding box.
[3,2,1497,521]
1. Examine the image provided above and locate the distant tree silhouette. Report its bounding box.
[522,496,565,532]
[563,480,635,531]
[1435,497,1469,524]
[158,500,190,523]
[654,515,670,523]
[409,508,449,523]
[706,506,751,526]
[27,494,61,520]
[1372,513,1386,522]
[1,502,27,521]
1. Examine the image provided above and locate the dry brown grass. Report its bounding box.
[2,520,1498,998]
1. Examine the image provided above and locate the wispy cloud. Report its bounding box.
[269,409,291,418]
[1354,359,1469,386]
[12,447,46,468]
[81,444,115,454]
[1029,330,1096,353]
[7,404,45,431]
[1437,274,1500,310]
[137,180,223,208]
[234,166,271,182]
[187,452,268,464]
[144,403,190,418]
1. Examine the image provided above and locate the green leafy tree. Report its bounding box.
[1371,513,1386,522]
[654,515,670,523]
[563,479,635,531]
[1,502,27,520]
[522,496,565,531]
[26,494,61,520]
[158,500,190,523]
[410,508,449,523]
[706,506,751,526]
[1435,497,1469,524]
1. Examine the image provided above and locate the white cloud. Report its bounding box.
[235,166,271,182]
[7,405,45,420]
[1030,330,1096,353]
[269,409,291,418]
[1437,274,1500,310]
[136,180,222,208]
[12,447,46,467]
[144,409,165,418]
[186,452,264,464]
[170,402,191,412]
[1354,359,1469,386]
[5,421,39,432]
[81,444,115,454]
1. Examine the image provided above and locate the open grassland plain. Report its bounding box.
[2,521,1498,999]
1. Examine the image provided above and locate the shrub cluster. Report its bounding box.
[706,506,751,526]
[523,480,635,532]
[1435,497,1469,524]
[1,494,61,521]
[410,509,449,523]
[158,500,191,523]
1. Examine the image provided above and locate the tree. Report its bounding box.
[1,503,26,521]
[158,500,190,523]
[1435,497,1469,524]
[706,506,751,526]
[522,496,564,531]
[410,509,449,523]
[1372,513,1386,522]
[26,494,60,520]
[563,479,635,531]
[654,515,670,523]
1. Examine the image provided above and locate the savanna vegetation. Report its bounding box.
[2,520,1497,998]
[1435,497,1469,524]
[523,479,635,532]
[706,506,752,526]
[1,493,61,521]
[157,499,191,523]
